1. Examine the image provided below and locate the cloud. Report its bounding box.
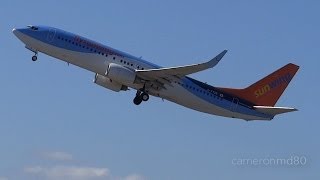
[123,174,146,180]
[0,177,8,180]
[25,165,109,180]
[43,151,73,161]
[24,152,146,180]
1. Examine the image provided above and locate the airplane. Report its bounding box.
[12,25,299,121]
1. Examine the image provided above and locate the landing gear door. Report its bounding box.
[47,28,56,42]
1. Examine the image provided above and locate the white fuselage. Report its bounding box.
[13,26,272,120]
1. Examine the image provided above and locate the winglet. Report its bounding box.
[207,50,228,68]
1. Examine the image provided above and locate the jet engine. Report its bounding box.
[106,63,137,85]
[94,73,128,92]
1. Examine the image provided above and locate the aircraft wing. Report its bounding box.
[136,50,227,82]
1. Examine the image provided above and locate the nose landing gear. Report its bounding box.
[31,52,38,61]
[25,46,38,61]
[32,55,37,61]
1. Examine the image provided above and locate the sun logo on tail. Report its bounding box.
[254,73,292,98]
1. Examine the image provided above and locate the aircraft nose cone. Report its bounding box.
[12,28,17,35]
[12,28,21,37]
[12,28,26,42]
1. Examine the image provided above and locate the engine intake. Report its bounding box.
[106,63,136,85]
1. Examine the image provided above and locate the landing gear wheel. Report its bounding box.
[133,95,143,105]
[141,93,149,101]
[133,84,149,105]
[32,55,37,61]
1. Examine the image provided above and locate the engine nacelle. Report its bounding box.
[94,73,128,92]
[106,63,136,85]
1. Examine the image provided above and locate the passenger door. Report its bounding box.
[47,28,56,42]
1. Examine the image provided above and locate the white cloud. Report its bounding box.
[43,151,73,161]
[25,165,109,180]
[123,174,146,180]
[24,152,146,180]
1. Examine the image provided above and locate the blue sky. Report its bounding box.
[1,0,319,179]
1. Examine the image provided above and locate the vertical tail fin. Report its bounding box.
[219,63,299,106]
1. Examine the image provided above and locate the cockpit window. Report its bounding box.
[27,25,38,31]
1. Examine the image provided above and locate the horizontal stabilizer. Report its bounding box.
[253,106,297,116]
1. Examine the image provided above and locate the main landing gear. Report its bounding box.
[133,85,149,105]
[31,52,38,61]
